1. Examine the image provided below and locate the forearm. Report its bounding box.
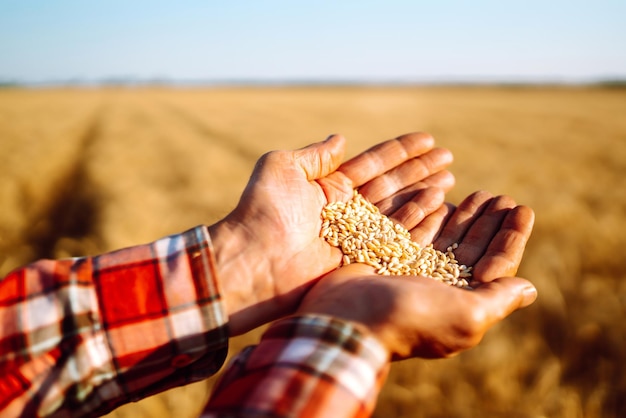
[201,315,390,418]
[0,226,229,417]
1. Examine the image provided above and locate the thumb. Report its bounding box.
[474,277,537,326]
[295,134,346,180]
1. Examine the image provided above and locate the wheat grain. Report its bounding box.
[321,190,473,288]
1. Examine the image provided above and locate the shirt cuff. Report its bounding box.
[204,314,390,418]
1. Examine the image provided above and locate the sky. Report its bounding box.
[1,0,625,84]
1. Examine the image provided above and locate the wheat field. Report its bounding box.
[0,86,624,418]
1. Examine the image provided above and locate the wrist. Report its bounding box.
[297,305,404,360]
[295,271,413,359]
[207,219,275,335]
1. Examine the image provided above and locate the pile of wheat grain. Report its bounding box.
[321,191,472,288]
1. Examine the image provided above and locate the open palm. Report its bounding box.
[221,132,454,334]
[297,191,536,360]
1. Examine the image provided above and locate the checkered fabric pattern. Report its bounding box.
[0,226,229,417]
[202,315,390,418]
[1,226,391,418]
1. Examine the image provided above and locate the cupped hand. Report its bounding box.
[297,189,537,360]
[297,263,537,361]
[210,133,454,335]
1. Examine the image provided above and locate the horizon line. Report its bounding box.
[1,76,626,88]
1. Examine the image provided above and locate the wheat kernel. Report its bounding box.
[321,190,473,288]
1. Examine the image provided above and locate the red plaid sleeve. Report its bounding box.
[0,225,229,417]
[201,315,390,418]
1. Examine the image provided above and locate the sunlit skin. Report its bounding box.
[208,132,456,335]
[298,191,537,361]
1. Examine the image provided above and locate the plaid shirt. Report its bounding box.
[0,226,389,417]
[203,315,389,418]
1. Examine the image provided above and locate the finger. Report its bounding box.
[410,202,456,247]
[387,187,445,231]
[337,132,436,188]
[375,170,455,216]
[434,191,493,249]
[472,205,535,281]
[318,132,440,203]
[316,173,354,203]
[421,170,456,193]
[472,277,538,328]
[296,134,346,181]
[359,147,454,204]
[453,195,518,268]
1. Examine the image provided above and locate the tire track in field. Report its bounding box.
[162,102,262,163]
[24,107,106,260]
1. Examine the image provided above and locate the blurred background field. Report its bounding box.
[0,85,624,417]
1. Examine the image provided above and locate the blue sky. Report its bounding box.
[1,0,625,84]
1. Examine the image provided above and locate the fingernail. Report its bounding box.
[522,285,538,306]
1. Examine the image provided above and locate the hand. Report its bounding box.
[208,133,454,335]
[408,190,535,284]
[297,190,537,360]
[297,263,537,360]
